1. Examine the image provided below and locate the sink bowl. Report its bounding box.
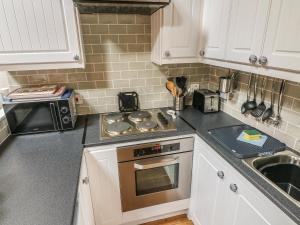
[244,150,300,206]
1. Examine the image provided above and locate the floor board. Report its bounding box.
[141,214,194,225]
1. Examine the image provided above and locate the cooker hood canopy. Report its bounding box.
[74,0,170,15]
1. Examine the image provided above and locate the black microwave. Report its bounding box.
[3,90,77,135]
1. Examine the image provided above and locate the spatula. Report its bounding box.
[251,77,267,118]
[262,79,275,122]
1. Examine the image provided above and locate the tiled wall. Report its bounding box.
[0,118,9,145]
[209,66,300,151]
[8,14,209,114]
[5,13,300,152]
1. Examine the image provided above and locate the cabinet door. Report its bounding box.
[225,0,270,64]
[161,0,201,59]
[85,148,122,225]
[199,0,232,60]
[190,136,228,225]
[0,0,82,66]
[78,155,95,225]
[227,167,297,225]
[262,0,300,71]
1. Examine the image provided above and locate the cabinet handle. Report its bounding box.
[258,56,268,65]
[230,183,238,192]
[164,51,171,57]
[73,54,80,61]
[249,55,257,64]
[199,50,205,57]
[217,171,224,179]
[82,177,89,184]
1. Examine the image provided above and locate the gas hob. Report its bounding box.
[100,109,176,139]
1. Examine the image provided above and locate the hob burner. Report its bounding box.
[105,121,132,136]
[128,111,151,123]
[104,113,124,124]
[136,120,158,132]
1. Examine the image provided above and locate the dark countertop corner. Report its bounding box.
[178,107,300,225]
[0,116,86,225]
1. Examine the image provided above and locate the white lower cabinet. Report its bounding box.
[77,155,96,225]
[84,147,122,225]
[189,136,296,225]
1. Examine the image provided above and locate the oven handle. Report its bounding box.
[134,157,179,170]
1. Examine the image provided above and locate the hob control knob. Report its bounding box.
[62,116,70,124]
[61,106,69,114]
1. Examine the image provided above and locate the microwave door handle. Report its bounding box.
[50,103,59,130]
[134,157,179,170]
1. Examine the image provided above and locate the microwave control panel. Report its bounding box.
[134,143,180,157]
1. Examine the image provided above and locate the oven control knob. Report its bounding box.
[62,116,70,124]
[60,106,69,114]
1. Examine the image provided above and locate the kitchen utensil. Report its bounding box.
[241,74,253,114]
[173,96,185,111]
[118,92,139,112]
[166,80,177,97]
[251,77,267,118]
[166,110,176,119]
[219,76,232,93]
[176,76,187,90]
[273,80,286,126]
[247,74,258,111]
[219,71,238,93]
[262,79,276,121]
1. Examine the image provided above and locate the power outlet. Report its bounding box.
[75,94,83,104]
[190,83,200,92]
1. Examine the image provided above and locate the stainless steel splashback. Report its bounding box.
[74,0,170,15]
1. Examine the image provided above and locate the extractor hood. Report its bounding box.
[74,0,170,15]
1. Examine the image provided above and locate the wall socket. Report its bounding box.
[190,83,200,92]
[75,94,83,104]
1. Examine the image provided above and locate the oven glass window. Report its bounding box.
[135,163,179,196]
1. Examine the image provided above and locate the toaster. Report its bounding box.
[192,89,220,113]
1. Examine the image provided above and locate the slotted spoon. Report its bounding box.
[251,77,267,118]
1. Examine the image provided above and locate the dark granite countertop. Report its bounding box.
[178,107,300,224]
[0,117,86,225]
[84,108,195,147]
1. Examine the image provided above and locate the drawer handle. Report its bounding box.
[249,55,257,64]
[164,50,171,57]
[230,183,238,192]
[82,177,89,184]
[258,56,268,65]
[199,50,205,56]
[217,171,224,179]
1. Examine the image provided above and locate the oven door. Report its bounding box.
[3,101,60,134]
[118,151,193,212]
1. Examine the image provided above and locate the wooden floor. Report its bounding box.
[141,215,194,225]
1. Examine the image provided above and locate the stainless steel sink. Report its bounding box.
[243,150,300,206]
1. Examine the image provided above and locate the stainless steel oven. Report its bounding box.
[117,137,194,212]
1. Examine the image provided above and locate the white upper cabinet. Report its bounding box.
[225,0,271,65]
[262,0,300,71]
[151,0,201,65]
[0,0,84,70]
[199,0,232,60]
